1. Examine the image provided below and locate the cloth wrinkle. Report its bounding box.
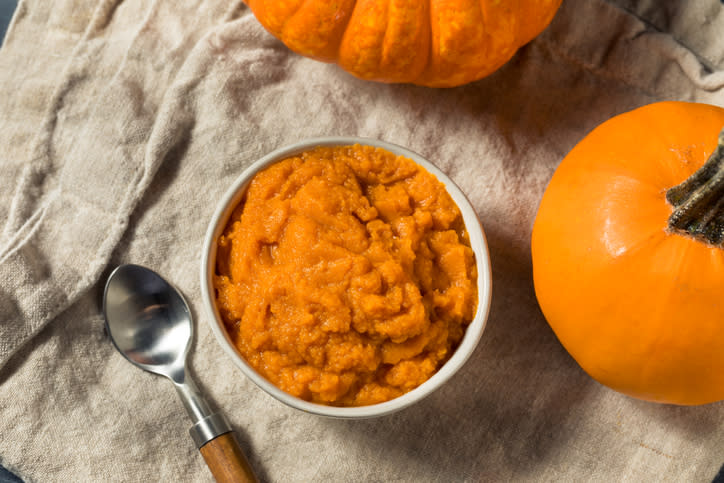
[608,0,724,71]
[1,0,124,244]
[0,189,56,263]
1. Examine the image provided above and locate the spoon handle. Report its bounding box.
[199,431,258,483]
[177,378,259,482]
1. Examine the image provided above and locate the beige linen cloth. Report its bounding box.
[1,0,723,481]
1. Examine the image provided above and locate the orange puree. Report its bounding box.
[214,145,478,406]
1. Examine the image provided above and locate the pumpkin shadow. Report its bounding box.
[628,398,724,443]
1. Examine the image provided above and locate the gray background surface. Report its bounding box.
[0,0,15,41]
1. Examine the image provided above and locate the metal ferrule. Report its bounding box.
[189,412,233,448]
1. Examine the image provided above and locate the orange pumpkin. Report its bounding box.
[244,0,562,87]
[532,101,724,405]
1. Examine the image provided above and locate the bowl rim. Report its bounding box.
[200,136,492,418]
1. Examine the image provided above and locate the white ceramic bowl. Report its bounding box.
[200,137,492,418]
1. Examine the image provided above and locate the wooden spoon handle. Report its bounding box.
[199,432,258,483]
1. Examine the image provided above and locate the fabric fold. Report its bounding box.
[0,0,245,370]
[610,0,724,71]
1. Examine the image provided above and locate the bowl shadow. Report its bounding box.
[320,225,598,480]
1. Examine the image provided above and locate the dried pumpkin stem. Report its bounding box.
[666,128,724,246]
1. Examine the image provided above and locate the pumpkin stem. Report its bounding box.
[666,128,724,246]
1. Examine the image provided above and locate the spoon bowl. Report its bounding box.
[103,264,191,381]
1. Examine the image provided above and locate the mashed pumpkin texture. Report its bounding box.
[215,145,478,406]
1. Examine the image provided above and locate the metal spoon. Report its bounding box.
[103,264,258,483]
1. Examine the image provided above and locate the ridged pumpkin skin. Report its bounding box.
[245,0,562,87]
[532,101,724,405]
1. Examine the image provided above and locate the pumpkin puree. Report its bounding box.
[214,145,478,406]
